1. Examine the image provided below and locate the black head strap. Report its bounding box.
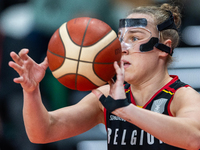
[119,18,147,28]
[155,11,176,56]
[140,37,159,52]
[140,37,173,56]
[157,11,177,31]
[155,43,173,56]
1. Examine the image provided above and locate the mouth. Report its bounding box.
[122,60,131,68]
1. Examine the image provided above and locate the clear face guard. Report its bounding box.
[118,11,177,56]
[118,18,153,53]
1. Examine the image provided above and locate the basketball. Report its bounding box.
[47,17,121,91]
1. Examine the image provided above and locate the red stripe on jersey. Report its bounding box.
[143,75,179,108]
[167,96,174,116]
[104,107,107,130]
[167,84,191,116]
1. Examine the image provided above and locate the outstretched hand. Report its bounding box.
[8,49,49,93]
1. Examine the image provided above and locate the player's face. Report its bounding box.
[121,13,160,84]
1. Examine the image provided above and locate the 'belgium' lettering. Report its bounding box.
[107,128,163,146]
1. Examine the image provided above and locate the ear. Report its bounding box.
[158,39,172,57]
[164,39,172,48]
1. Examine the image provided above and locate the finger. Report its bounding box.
[13,76,24,83]
[40,57,49,70]
[19,48,29,61]
[114,61,125,84]
[114,61,124,76]
[120,60,124,72]
[115,61,124,73]
[10,51,23,66]
[114,61,120,72]
[92,89,103,99]
[8,61,23,75]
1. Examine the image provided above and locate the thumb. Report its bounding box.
[92,89,103,99]
[40,57,49,70]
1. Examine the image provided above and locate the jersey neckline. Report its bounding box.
[129,75,179,108]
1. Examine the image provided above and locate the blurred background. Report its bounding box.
[0,0,199,150]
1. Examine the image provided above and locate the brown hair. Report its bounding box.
[129,3,182,64]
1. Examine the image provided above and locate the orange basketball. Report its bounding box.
[47,17,121,91]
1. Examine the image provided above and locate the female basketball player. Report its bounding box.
[9,3,200,150]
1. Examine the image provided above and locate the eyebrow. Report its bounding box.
[128,30,145,34]
[118,29,147,36]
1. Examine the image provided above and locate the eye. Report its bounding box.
[132,37,139,41]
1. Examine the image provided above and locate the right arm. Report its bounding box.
[9,49,107,143]
[23,85,105,143]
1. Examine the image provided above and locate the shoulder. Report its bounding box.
[170,86,200,117]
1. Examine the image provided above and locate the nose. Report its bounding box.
[121,41,129,54]
[122,48,129,55]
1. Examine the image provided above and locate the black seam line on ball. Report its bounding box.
[77,29,114,47]
[57,73,99,87]
[92,36,119,63]
[64,29,113,47]
[75,18,92,90]
[47,49,118,65]
[93,36,118,59]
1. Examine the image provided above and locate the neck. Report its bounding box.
[130,71,172,106]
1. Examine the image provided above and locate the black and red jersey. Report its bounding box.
[104,75,189,150]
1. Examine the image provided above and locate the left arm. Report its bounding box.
[113,87,200,150]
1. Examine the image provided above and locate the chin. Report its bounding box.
[124,76,132,84]
[124,73,137,84]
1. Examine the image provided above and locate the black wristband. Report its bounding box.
[99,95,130,112]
